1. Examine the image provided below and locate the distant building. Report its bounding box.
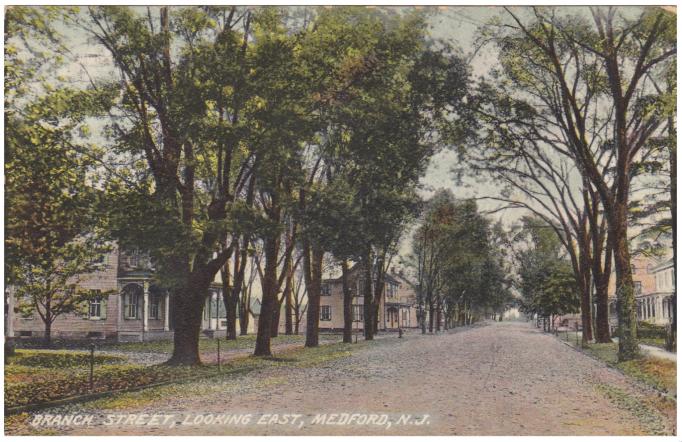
[316,265,420,332]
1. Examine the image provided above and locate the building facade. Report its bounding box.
[607,256,675,328]
[318,266,419,332]
[7,245,252,342]
[639,258,675,325]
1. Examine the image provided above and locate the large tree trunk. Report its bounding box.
[612,201,638,361]
[594,276,612,343]
[284,263,293,335]
[668,103,676,352]
[168,277,208,365]
[593,237,613,343]
[271,295,283,338]
[226,236,249,340]
[428,297,434,333]
[362,247,374,340]
[578,254,593,344]
[239,296,249,335]
[304,245,323,348]
[341,260,353,343]
[254,235,279,357]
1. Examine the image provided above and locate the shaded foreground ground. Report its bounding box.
[7,321,675,436]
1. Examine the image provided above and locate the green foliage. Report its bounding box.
[5,7,116,339]
[412,189,512,321]
[516,216,580,317]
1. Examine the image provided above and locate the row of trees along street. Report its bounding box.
[5,6,470,364]
[5,6,675,364]
[460,7,676,360]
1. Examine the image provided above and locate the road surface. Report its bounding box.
[17,321,674,436]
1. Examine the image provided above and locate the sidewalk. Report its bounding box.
[553,328,676,362]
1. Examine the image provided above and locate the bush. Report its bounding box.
[7,350,125,368]
[637,322,667,340]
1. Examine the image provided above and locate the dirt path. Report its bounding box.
[22,321,673,436]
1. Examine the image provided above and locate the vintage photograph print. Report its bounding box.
[4,4,678,437]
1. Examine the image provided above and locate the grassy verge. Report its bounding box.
[99,333,343,354]
[5,337,366,411]
[557,334,676,396]
[593,383,671,435]
[5,339,368,435]
[639,337,667,349]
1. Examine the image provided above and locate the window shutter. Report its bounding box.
[101,297,107,320]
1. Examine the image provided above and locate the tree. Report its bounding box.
[515,217,581,328]
[6,7,114,345]
[85,6,259,364]
[411,191,512,330]
[476,6,675,360]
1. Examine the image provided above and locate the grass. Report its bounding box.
[594,383,669,435]
[5,350,127,387]
[4,336,366,415]
[639,337,667,349]
[58,333,343,354]
[63,340,363,413]
[557,334,676,396]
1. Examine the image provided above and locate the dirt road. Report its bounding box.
[21,321,674,436]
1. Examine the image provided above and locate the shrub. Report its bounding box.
[637,322,667,340]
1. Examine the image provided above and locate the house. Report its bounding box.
[317,265,420,332]
[639,258,675,325]
[7,245,255,342]
[608,255,675,328]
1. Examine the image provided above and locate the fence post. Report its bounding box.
[89,342,95,392]
[575,323,579,346]
[216,337,221,371]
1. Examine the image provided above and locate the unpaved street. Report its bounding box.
[33,321,674,435]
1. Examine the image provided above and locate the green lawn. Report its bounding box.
[638,337,667,349]
[558,334,676,396]
[67,333,345,354]
[5,338,362,411]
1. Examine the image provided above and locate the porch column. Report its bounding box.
[163,291,170,331]
[143,281,149,332]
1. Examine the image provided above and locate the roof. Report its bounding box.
[650,257,674,273]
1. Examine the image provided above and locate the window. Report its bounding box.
[89,292,102,319]
[320,305,332,321]
[321,283,331,296]
[123,287,141,319]
[386,283,397,298]
[149,294,161,320]
[634,281,642,296]
[357,278,365,295]
[631,264,637,274]
[352,304,364,321]
[127,250,141,268]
